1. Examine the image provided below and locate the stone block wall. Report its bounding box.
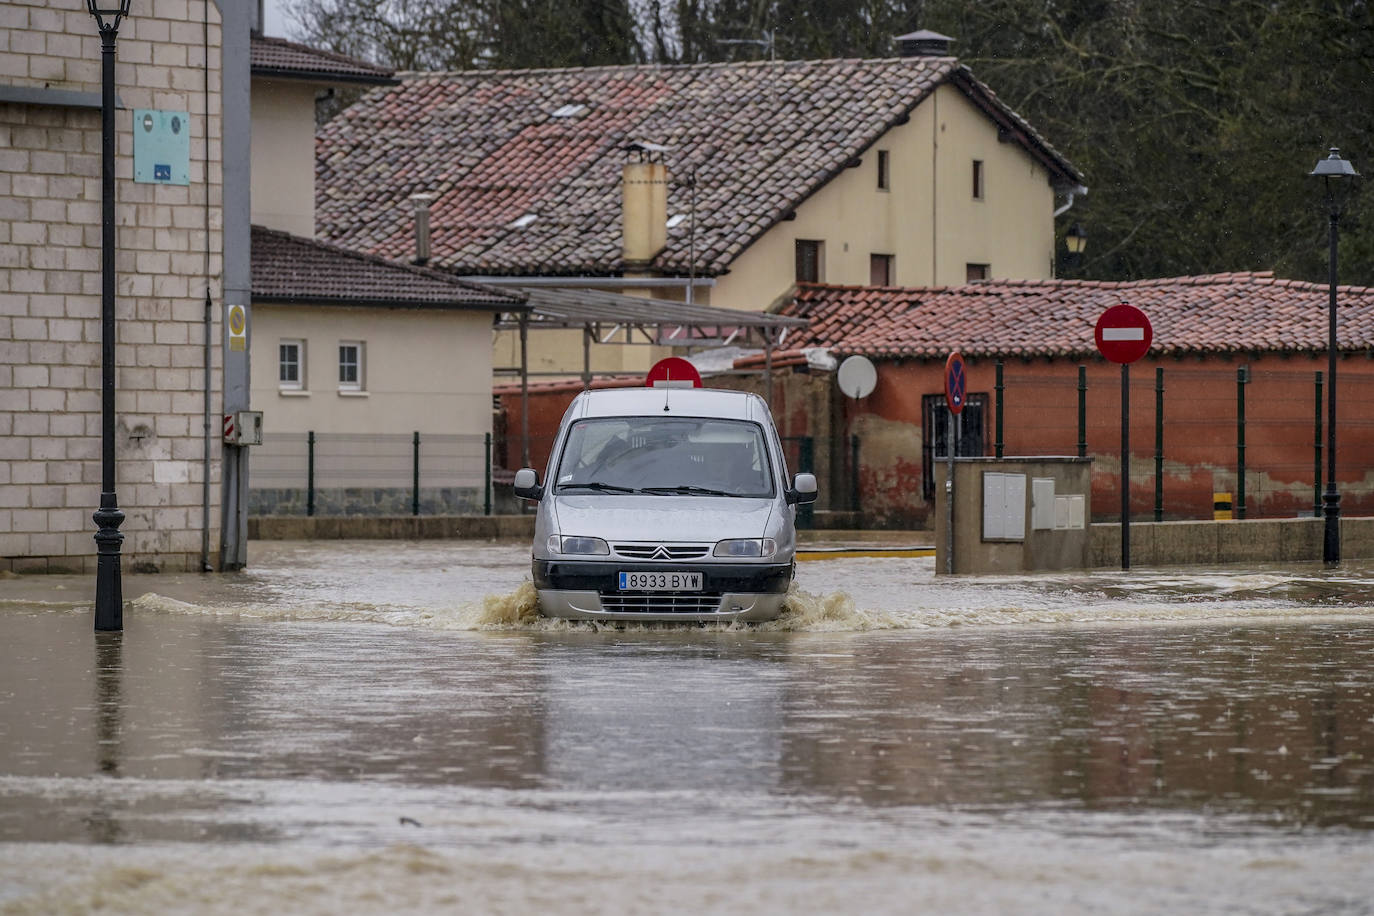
[1,0,224,573]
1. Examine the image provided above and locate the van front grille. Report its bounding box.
[599,593,724,614]
[612,543,711,560]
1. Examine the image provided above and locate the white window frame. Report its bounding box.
[279,339,305,391]
[338,341,365,392]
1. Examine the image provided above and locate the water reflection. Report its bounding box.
[87,631,123,844]
[0,606,1373,847]
[775,625,1374,826]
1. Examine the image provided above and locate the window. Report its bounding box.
[278,340,304,390]
[795,239,824,283]
[870,253,894,286]
[921,393,987,500]
[338,341,364,391]
[966,263,990,282]
[877,150,890,190]
[972,159,984,199]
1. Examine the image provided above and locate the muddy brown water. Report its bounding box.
[2,541,1372,914]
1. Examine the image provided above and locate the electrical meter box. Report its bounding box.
[936,456,1092,574]
[223,411,263,446]
[132,109,191,185]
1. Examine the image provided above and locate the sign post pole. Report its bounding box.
[1121,362,1130,569]
[944,352,966,575]
[1094,304,1153,571]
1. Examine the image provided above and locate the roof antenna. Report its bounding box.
[663,385,670,412]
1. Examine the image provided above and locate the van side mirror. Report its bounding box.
[513,467,543,501]
[787,472,818,505]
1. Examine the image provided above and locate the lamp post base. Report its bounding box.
[93,498,125,631]
[1322,487,1341,565]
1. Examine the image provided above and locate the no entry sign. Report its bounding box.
[944,352,966,414]
[646,356,702,388]
[1095,304,1153,364]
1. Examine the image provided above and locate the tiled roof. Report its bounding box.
[315,57,1082,277]
[780,273,1374,359]
[250,35,398,85]
[250,225,524,309]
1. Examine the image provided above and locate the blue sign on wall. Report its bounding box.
[132,109,190,185]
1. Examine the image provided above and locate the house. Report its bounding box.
[313,35,1086,378]
[2,0,234,572]
[766,274,1374,526]
[0,0,507,571]
[245,39,531,517]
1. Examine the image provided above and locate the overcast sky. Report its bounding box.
[262,0,290,38]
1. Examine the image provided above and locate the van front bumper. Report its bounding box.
[531,559,793,622]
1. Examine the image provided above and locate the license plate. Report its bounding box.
[618,571,703,591]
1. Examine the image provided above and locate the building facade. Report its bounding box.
[2,0,225,572]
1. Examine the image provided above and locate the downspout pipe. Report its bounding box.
[1053,184,1089,218]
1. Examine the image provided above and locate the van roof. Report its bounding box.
[570,386,766,421]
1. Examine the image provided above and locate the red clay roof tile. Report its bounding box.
[780,274,1374,358]
[315,58,1081,277]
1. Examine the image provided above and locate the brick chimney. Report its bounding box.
[621,142,670,269]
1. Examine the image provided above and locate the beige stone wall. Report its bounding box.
[1,0,224,572]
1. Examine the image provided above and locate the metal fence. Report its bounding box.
[991,363,1374,521]
[249,431,493,517]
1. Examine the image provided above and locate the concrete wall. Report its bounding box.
[1,0,224,573]
[249,78,314,236]
[934,457,1092,574]
[1089,516,1374,567]
[251,304,496,437]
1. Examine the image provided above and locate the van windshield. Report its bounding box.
[553,417,774,497]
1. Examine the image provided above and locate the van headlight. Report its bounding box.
[547,535,610,556]
[713,538,778,558]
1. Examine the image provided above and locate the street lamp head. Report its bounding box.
[1311,147,1360,214]
[86,0,132,33]
[1065,223,1088,256]
[1310,147,1359,179]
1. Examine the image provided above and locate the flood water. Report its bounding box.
[2,540,1373,914]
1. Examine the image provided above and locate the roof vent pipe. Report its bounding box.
[410,193,434,265]
[894,29,954,57]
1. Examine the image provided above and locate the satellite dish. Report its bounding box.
[836,355,877,399]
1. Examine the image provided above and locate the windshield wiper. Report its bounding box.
[640,485,734,497]
[559,481,639,493]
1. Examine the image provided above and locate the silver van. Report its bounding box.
[513,387,817,623]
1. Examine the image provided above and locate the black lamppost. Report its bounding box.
[87,0,132,631]
[1309,147,1359,565]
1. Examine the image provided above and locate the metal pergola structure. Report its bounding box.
[493,286,810,465]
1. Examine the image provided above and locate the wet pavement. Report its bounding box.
[2,540,1373,914]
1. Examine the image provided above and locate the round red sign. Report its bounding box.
[944,351,966,415]
[1094,304,1153,364]
[645,356,702,388]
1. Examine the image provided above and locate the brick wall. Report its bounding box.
[1,0,224,572]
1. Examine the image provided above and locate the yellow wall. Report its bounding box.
[253,305,495,436]
[714,83,1056,310]
[250,79,317,237]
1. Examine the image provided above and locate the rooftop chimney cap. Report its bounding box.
[895,29,955,57]
[623,140,671,162]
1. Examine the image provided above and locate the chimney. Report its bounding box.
[621,142,670,268]
[894,29,955,57]
[410,193,434,266]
